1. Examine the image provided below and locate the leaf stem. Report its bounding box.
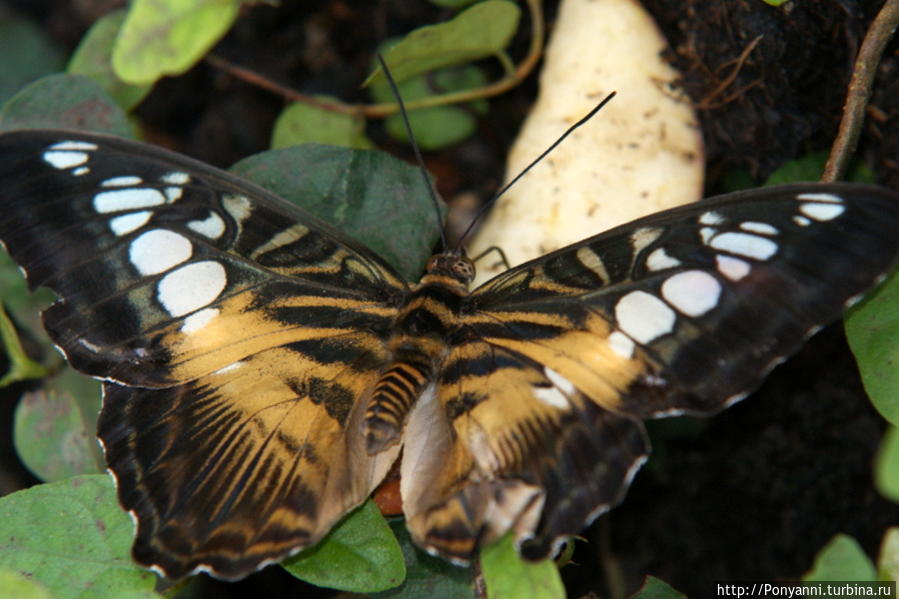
[205,0,544,119]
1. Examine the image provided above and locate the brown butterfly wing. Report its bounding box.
[0,130,410,580]
[404,183,899,560]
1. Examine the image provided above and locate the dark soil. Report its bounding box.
[2,1,897,598]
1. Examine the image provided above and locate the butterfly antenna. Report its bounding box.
[457,92,617,246]
[377,54,449,252]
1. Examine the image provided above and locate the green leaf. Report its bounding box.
[0,567,53,599]
[0,8,66,106]
[112,0,241,85]
[480,535,565,599]
[0,475,162,599]
[0,73,133,136]
[374,66,487,150]
[230,144,443,281]
[878,527,899,583]
[271,100,373,150]
[764,151,874,185]
[803,534,877,582]
[68,9,153,110]
[845,267,899,426]
[372,519,474,599]
[366,0,520,86]
[629,576,687,599]
[875,426,899,503]
[13,385,103,482]
[282,500,405,592]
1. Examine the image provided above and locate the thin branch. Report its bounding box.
[822,0,899,182]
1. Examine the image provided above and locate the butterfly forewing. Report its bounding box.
[2,127,898,581]
[0,130,407,386]
[0,130,408,579]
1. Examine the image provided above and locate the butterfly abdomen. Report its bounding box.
[364,258,474,454]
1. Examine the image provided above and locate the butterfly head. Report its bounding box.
[425,253,476,285]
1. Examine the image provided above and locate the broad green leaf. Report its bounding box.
[875,426,899,503]
[845,267,899,426]
[0,9,65,106]
[374,66,487,150]
[68,10,153,110]
[803,534,876,582]
[14,386,103,482]
[282,500,405,592]
[0,475,161,599]
[230,145,443,281]
[630,576,686,599]
[367,0,520,86]
[480,535,565,599]
[112,0,241,85]
[372,519,474,599]
[0,567,53,599]
[0,73,132,136]
[272,100,373,150]
[879,528,899,583]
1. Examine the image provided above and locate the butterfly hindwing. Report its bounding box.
[403,183,899,559]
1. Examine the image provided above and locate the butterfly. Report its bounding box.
[0,129,897,581]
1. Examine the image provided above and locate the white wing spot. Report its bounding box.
[94,188,166,213]
[43,151,89,169]
[181,307,219,333]
[700,227,716,245]
[716,254,751,281]
[109,211,152,236]
[796,192,843,203]
[223,194,253,224]
[49,141,97,151]
[661,270,721,317]
[793,215,812,227]
[799,202,845,222]
[710,232,778,260]
[73,167,90,176]
[739,221,779,235]
[157,261,227,317]
[214,361,244,376]
[608,331,635,358]
[544,367,576,395]
[129,229,192,275]
[164,187,184,202]
[188,212,226,239]
[533,384,571,410]
[101,175,143,187]
[161,171,190,184]
[615,290,676,344]
[646,247,681,271]
[630,227,663,254]
[699,211,725,225]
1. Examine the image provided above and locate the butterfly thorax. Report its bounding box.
[363,252,475,454]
